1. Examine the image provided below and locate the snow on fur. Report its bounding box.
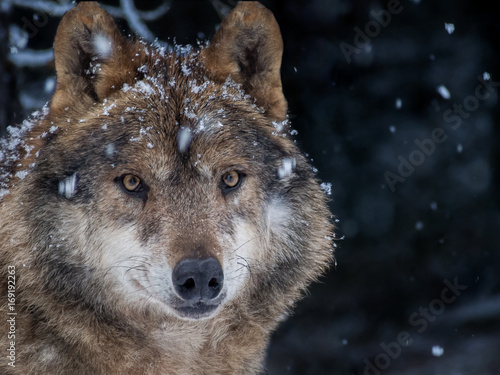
[0,106,49,199]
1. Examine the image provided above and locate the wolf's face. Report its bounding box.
[44,66,298,320]
[7,2,333,324]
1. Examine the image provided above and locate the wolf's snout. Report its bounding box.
[173,257,223,301]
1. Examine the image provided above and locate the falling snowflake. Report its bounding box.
[444,23,455,35]
[437,85,450,99]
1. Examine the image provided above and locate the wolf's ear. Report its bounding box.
[201,2,287,120]
[51,2,137,111]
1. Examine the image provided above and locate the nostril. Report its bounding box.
[180,278,196,291]
[208,278,219,288]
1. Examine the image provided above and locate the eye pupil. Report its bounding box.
[122,174,142,192]
[223,171,240,189]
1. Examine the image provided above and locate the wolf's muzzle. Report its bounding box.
[172,257,224,302]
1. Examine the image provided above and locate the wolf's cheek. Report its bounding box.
[93,225,164,295]
[265,198,292,237]
[221,220,258,302]
[220,198,294,300]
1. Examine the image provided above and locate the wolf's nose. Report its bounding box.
[173,257,223,301]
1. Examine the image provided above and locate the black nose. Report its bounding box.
[172,257,223,301]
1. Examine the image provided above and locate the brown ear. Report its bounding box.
[51,2,138,111]
[201,2,287,120]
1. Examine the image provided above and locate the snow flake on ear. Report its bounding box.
[273,120,286,133]
[189,79,210,95]
[181,61,192,76]
[121,75,166,101]
[218,76,250,102]
[129,126,152,143]
[320,182,332,196]
[105,143,117,158]
[134,81,156,97]
[93,33,113,59]
[196,116,207,132]
[184,104,198,121]
[267,198,292,233]
[102,99,117,116]
[23,144,34,159]
[58,173,77,199]
[272,119,293,138]
[15,170,29,180]
[177,127,192,153]
[0,189,9,199]
[277,158,296,179]
[122,83,132,93]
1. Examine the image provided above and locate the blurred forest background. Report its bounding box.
[0,0,499,374]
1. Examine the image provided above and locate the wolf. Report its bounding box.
[0,2,334,374]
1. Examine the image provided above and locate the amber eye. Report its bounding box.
[221,171,241,189]
[121,174,143,192]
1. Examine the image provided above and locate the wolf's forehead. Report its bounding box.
[102,108,259,171]
[109,74,257,144]
[85,50,281,172]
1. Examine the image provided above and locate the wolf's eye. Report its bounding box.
[221,171,242,190]
[122,174,143,192]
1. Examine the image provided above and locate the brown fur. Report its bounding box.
[0,2,334,374]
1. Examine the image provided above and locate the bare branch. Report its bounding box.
[2,0,72,16]
[2,0,171,21]
[8,48,53,68]
[4,0,173,69]
[120,0,157,42]
[210,0,234,21]
[132,1,171,22]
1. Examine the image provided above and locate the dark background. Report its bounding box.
[1,1,499,374]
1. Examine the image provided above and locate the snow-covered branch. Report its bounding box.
[1,0,72,16]
[2,0,171,21]
[119,0,157,43]
[8,48,53,68]
[2,0,172,69]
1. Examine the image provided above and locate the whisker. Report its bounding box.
[231,234,264,253]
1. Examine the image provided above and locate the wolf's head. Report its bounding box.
[5,2,333,322]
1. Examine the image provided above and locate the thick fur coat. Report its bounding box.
[0,2,334,374]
